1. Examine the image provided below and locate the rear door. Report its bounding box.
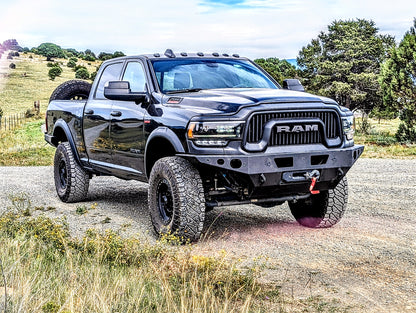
[109,61,147,178]
[83,61,124,172]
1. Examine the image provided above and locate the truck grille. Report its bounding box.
[246,111,340,146]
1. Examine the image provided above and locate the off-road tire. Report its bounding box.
[49,80,92,102]
[54,142,90,203]
[148,156,206,242]
[288,176,348,228]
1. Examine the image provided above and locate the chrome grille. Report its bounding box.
[246,111,340,146]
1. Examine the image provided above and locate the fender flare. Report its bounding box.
[144,127,186,175]
[52,119,82,166]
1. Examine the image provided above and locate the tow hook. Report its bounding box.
[305,170,320,195]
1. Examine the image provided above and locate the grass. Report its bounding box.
[0,119,55,166]
[0,197,353,313]
[354,117,416,158]
[0,53,100,116]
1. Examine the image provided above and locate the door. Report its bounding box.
[83,61,124,171]
[109,61,147,178]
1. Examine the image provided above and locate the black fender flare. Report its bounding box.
[52,119,82,166]
[144,127,186,175]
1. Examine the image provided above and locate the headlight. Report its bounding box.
[187,121,245,146]
[342,115,354,141]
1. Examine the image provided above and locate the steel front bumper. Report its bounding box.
[186,144,364,188]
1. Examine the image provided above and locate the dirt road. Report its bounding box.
[0,158,415,312]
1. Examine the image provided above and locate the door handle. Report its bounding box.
[84,109,94,115]
[110,111,122,117]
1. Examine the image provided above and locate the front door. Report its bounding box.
[109,61,147,178]
[83,61,124,172]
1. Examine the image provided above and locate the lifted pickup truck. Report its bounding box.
[45,49,363,241]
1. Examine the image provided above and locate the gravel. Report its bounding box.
[1,158,415,312]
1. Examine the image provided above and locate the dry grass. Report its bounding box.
[0,53,99,116]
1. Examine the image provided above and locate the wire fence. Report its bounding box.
[0,113,26,131]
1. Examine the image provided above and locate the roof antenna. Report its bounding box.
[164,49,176,58]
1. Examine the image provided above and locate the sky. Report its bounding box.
[0,0,415,59]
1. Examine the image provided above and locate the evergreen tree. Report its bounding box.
[297,19,394,112]
[254,58,297,85]
[380,19,416,142]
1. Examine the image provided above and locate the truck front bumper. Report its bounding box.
[185,144,364,189]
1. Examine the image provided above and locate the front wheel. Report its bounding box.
[54,142,90,202]
[148,157,206,242]
[288,177,348,228]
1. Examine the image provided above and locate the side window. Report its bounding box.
[94,62,124,99]
[122,62,147,92]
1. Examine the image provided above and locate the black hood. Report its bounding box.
[162,88,338,114]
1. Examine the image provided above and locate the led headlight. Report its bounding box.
[187,121,245,146]
[342,115,355,141]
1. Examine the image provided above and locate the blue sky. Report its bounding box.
[1,0,415,59]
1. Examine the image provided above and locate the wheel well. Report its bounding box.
[146,137,177,177]
[52,127,68,146]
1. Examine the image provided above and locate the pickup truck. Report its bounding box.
[45,49,364,242]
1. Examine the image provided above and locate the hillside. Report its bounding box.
[0,53,100,115]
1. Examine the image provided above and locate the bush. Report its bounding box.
[0,107,3,117]
[69,57,78,63]
[67,60,76,68]
[75,67,90,79]
[47,62,60,68]
[9,63,16,69]
[48,66,62,80]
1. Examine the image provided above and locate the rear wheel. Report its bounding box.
[148,157,205,242]
[288,177,348,228]
[49,80,91,102]
[54,142,90,202]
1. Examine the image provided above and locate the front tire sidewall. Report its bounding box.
[148,157,205,242]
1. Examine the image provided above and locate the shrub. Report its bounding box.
[75,67,90,80]
[67,60,76,68]
[9,63,16,69]
[48,66,62,80]
[0,107,3,117]
[69,57,78,63]
[47,62,60,68]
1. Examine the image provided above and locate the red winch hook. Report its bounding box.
[307,170,320,195]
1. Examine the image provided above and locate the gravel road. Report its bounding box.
[1,158,415,312]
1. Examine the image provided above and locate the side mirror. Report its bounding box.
[282,79,305,92]
[104,81,147,103]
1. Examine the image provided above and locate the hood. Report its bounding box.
[162,88,338,114]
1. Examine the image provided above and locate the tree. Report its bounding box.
[297,19,394,112]
[254,58,297,85]
[380,19,416,142]
[37,43,65,61]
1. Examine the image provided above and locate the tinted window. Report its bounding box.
[95,62,123,99]
[122,62,147,92]
[151,59,278,93]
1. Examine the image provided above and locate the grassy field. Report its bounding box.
[0,53,99,116]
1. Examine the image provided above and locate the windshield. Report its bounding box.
[151,58,278,93]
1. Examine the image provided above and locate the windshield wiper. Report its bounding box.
[166,88,203,94]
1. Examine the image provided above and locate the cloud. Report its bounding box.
[1,0,416,59]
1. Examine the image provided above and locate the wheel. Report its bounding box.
[54,142,90,202]
[288,177,348,228]
[49,80,92,102]
[148,156,206,242]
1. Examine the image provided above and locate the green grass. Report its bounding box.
[0,119,55,165]
[354,118,416,158]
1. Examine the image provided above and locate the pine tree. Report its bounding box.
[380,19,416,142]
[297,19,394,112]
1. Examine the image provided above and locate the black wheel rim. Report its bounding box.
[156,178,173,225]
[58,159,67,189]
[69,93,89,100]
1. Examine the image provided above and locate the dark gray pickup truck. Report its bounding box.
[45,49,364,241]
